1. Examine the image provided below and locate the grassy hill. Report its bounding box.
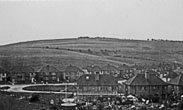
[1,37,183,71]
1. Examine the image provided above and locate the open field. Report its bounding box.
[1,37,183,71]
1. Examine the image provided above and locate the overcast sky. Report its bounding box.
[0,0,183,45]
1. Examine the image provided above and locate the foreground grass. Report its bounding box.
[0,92,64,110]
[0,93,43,110]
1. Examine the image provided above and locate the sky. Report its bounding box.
[0,0,183,45]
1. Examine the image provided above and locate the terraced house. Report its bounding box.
[83,65,102,74]
[37,65,64,83]
[11,66,36,84]
[65,64,84,82]
[118,64,134,80]
[0,67,9,84]
[102,64,119,77]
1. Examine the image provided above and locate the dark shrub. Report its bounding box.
[29,94,40,102]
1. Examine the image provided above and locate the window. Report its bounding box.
[83,87,87,91]
[51,72,56,75]
[45,77,49,80]
[98,87,101,91]
[52,77,56,80]
[108,87,112,91]
[45,72,49,76]
[152,86,158,90]
[86,76,89,80]
[141,86,146,91]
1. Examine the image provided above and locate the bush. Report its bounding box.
[29,94,40,102]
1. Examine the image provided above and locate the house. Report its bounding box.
[0,67,9,84]
[168,74,183,95]
[77,74,118,96]
[11,66,36,84]
[130,64,144,73]
[65,64,84,82]
[83,65,102,74]
[118,64,134,80]
[159,70,179,82]
[124,72,168,97]
[102,64,119,77]
[37,65,64,83]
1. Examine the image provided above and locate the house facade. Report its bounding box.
[0,67,9,84]
[11,66,36,84]
[37,65,64,83]
[118,64,134,80]
[83,65,102,74]
[65,64,84,82]
[102,64,119,77]
[77,74,118,96]
[169,74,183,95]
[124,72,168,97]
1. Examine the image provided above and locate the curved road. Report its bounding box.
[0,83,76,94]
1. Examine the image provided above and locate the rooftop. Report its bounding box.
[38,65,61,73]
[77,74,118,86]
[168,74,183,86]
[124,73,167,86]
[11,66,35,72]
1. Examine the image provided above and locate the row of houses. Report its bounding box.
[1,62,183,84]
[1,63,183,99]
[0,63,134,84]
[0,64,82,84]
[76,71,167,98]
[76,70,183,99]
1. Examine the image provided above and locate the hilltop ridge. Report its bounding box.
[0,37,183,71]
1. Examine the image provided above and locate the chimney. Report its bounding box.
[145,71,149,79]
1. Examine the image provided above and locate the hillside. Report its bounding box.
[1,37,183,71]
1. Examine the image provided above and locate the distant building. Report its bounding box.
[159,70,179,82]
[102,64,119,77]
[118,64,134,80]
[130,64,144,73]
[11,66,35,84]
[169,74,183,95]
[124,72,168,97]
[0,67,9,84]
[37,65,64,83]
[83,65,102,74]
[65,64,84,82]
[77,74,118,96]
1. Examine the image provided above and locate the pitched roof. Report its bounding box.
[168,74,183,85]
[131,64,143,70]
[102,64,119,71]
[11,66,35,72]
[164,71,179,79]
[124,73,167,86]
[83,65,102,73]
[38,65,61,72]
[65,64,83,73]
[118,64,130,70]
[77,74,118,86]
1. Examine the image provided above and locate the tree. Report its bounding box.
[88,49,92,54]
[29,94,40,102]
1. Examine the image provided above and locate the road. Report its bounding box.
[0,83,76,94]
